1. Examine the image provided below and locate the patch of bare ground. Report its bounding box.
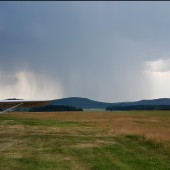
[70,139,116,148]
[0,125,26,137]
[70,143,99,148]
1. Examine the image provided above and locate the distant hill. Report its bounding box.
[52,97,170,109]
[111,98,170,106]
[52,97,113,109]
[5,98,23,100]
[106,98,170,111]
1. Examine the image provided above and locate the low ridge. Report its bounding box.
[52,97,170,109]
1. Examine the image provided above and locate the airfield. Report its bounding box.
[0,110,169,170]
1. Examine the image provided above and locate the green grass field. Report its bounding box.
[0,111,169,170]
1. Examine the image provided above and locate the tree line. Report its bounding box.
[29,105,83,112]
[106,105,170,111]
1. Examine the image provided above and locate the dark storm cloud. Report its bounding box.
[0,2,170,101]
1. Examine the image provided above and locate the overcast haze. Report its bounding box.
[1,2,170,102]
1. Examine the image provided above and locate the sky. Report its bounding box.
[1,1,170,102]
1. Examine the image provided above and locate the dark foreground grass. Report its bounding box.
[0,111,169,170]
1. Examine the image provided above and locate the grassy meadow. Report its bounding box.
[0,111,169,170]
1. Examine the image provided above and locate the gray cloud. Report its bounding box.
[145,59,170,73]
[0,2,170,102]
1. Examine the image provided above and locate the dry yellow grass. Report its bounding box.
[4,111,170,143]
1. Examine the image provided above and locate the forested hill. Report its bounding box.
[52,97,170,109]
[51,97,113,109]
[113,98,170,106]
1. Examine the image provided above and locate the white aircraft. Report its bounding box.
[0,99,52,113]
